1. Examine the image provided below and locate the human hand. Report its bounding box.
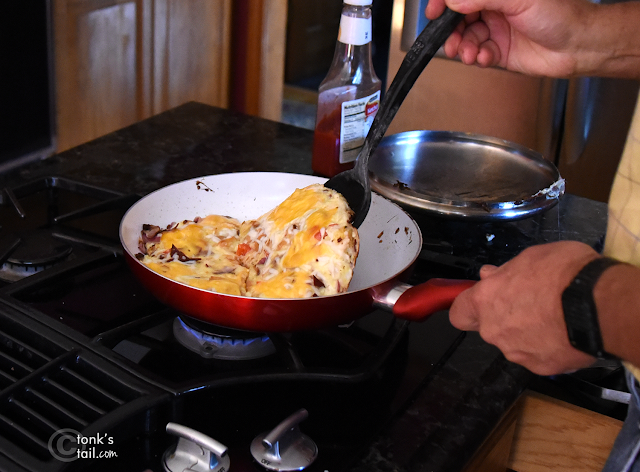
[425,0,593,77]
[449,241,599,376]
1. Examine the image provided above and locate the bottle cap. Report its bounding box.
[344,0,373,5]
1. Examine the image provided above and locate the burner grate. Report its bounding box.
[0,318,65,389]
[0,300,166,471]
[0,353,147,463]
[0,177,139,285]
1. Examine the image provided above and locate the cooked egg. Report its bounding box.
[138,184,359,298]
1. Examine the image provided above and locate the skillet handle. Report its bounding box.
[393,278,476,321]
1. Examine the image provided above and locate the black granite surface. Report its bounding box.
[0,102,610,471]
[1,102,314,194]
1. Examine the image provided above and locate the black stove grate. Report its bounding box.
[1,176,139,285]
[0,320,64,388]
[0,299,168,472]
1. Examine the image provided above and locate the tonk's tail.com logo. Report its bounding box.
[48,429,118,462]
[48,429,82,462]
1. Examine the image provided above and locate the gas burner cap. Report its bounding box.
[0,230,73,282]
[5,230,73,267]
[179,316,262,339]
[173,317,276,360]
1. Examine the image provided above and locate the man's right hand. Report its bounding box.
[425,0,640,80]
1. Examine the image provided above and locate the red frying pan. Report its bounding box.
[119,172,474,332]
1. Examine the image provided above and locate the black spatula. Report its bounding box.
[325,8,463,228]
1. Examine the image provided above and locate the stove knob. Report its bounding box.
[163,422,230,472]
[250,409,318,471]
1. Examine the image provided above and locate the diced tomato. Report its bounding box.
[236,243,251,256]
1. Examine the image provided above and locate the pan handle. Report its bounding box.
[392,278,476,321]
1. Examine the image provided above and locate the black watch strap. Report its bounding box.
[562,257,621,359]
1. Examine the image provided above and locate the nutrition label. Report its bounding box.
[339,90,381,163]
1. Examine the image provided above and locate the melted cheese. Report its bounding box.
[249,271,316,299]
[140,215,247,295]
[239,184,358,298]
[138,184,359,299]
[269,187,332,230]
[144,260,247,295]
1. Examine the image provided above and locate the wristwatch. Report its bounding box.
[561,257,621,359]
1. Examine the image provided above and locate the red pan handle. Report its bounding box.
[393,278,476,321]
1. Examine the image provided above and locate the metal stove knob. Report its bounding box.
[163,422,230,472]
[250,409,318,471]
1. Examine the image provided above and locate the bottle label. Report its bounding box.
[338,15,372,46]
[339,90,381,164]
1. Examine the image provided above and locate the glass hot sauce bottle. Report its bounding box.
[311,0,381,177]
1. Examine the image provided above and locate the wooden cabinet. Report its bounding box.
[462,399,520,472]
[508,391,623,472]
[151,0,232,114]
[53,0,232,152]
[463,390,623,472]
[229,0,288,120]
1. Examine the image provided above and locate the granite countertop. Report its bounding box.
[0,102,610,472]
[1,102,314,194]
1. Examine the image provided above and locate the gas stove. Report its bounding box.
[0,176,474,472]
[0,102,618,472]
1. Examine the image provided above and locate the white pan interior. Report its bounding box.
[120,172,422,292]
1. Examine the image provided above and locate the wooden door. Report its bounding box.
[53,0,233,152]
[152,0,232,113]
[229,0,288,121]
[53,0,150,151]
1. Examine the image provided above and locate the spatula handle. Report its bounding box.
[354,8,464,178]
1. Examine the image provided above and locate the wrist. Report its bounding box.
[576,2,640,79]
[562,256,621,359]
[593,261,638,362]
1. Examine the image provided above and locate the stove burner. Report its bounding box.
[6,230,73,266]
[0,230,73,281]
[173,317,276,360]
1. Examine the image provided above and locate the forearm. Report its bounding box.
[575,1,640,79]
[594,262,640,367]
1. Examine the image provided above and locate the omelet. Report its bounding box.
[137,214,248,296]
[137,184,359,298]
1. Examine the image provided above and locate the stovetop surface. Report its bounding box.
[0,102,611,472]
[0,174,468,471]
